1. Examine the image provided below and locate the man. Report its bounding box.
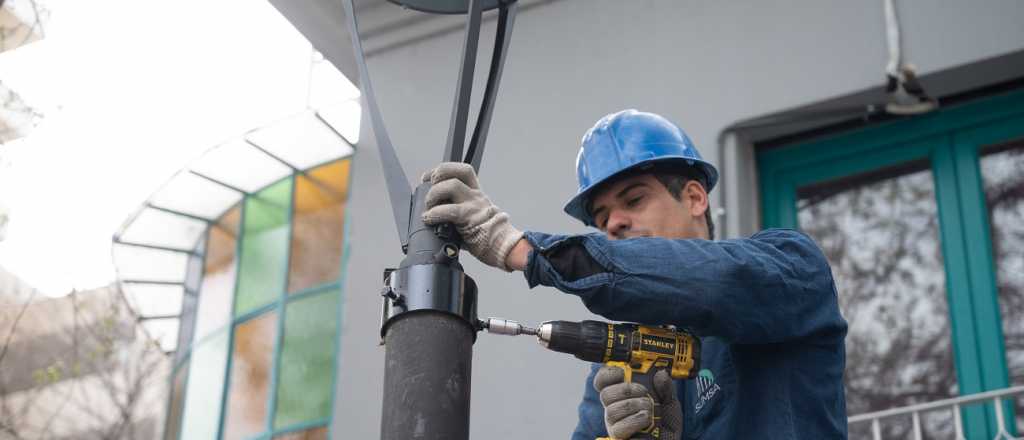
[421,109,847,439]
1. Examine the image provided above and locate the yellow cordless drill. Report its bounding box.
[481,319,701,440]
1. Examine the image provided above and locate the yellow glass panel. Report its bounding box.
[287,160,349,293]
[223,312,277,440]
[294,160,350,213]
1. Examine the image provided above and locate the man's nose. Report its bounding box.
[605,210,631,239]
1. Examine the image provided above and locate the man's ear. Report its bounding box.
[684,180,708,218]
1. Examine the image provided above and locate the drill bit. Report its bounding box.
[480,317,538,336]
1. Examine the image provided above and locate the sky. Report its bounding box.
[0,0,357,297]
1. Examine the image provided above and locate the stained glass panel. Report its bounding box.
[223,312,278,440]
[180,330,229,440]
[194,205,241,340]
[288,160,348,293]
[235,178,292,317]
[273,289,339,428]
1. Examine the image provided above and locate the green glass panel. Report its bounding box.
[235,178,293,317]
[273,289,340,428]
[180,330,229,440]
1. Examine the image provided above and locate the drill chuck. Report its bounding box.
[538,320,631,363]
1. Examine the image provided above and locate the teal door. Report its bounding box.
[758,90,1024,439]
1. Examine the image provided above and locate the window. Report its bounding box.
[164,158,351,440]
[758,89,1024,438]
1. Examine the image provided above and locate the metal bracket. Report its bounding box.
[379,264,479,342]
[342,0,519,249]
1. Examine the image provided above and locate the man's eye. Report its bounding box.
[627,196,643,207]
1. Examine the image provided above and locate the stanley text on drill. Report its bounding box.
[482,318,700,439]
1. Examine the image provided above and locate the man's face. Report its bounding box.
[589,173,708,241]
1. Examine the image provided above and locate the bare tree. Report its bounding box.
[1,0,48,144]
[799,144,1024,439]
[981,144,1024,431]
[0,286,170,440]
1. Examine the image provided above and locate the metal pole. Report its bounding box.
[338,2,515,438]
[381,314,473,439]
[379,185,478,440]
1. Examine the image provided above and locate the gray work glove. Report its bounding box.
[421,162,524,271]
[594,366,683,440]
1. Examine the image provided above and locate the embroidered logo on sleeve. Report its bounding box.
[694,369,721,415]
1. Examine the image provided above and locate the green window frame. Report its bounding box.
[162,156,353,440]
[757,89,1024,438]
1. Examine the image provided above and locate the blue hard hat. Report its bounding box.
[564,109,719,226]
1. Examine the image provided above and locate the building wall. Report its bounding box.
[332,1,1024,438]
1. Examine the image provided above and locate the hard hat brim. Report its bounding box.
[563,156,719,227]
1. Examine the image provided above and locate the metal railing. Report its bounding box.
[848,385,1024,440]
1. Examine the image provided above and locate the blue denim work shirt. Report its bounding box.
[521,228,848,440]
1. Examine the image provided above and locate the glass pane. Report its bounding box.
[164,365,188,440]
[124,284,185,317]
[235,178,292,317]
[177,242,205,357]
[191,139,293,193]
[223,311,278,440]
[247,111,354,170]
[273,426,328,440]
[186,237,206,292]
[195,205,241,341]
[979,141,1024,429]
[112,244,189,282]
[274,289,339,428]
[317,99,361,145]
[150,171,244,220]
[797,162,956,438]
[181,330,229,440]
[288,160,349,293]
[118,207,208,249]
[176,292,197,363]
[143,318,181,353]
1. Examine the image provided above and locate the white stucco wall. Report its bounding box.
[331,1,1024,438]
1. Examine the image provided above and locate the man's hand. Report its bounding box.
[594,366,682,440]
[422,162,524,271]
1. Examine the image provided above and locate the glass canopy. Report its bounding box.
[112,105,358,352]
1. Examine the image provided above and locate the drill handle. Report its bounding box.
[597,362,665,440]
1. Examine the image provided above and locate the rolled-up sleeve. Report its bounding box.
[522,229,846,345]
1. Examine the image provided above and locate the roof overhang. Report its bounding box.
[726,48,1024,148]
[265,0,560,84]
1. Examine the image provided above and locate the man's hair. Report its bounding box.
[651,168,715,240]
[588,164,715,240]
